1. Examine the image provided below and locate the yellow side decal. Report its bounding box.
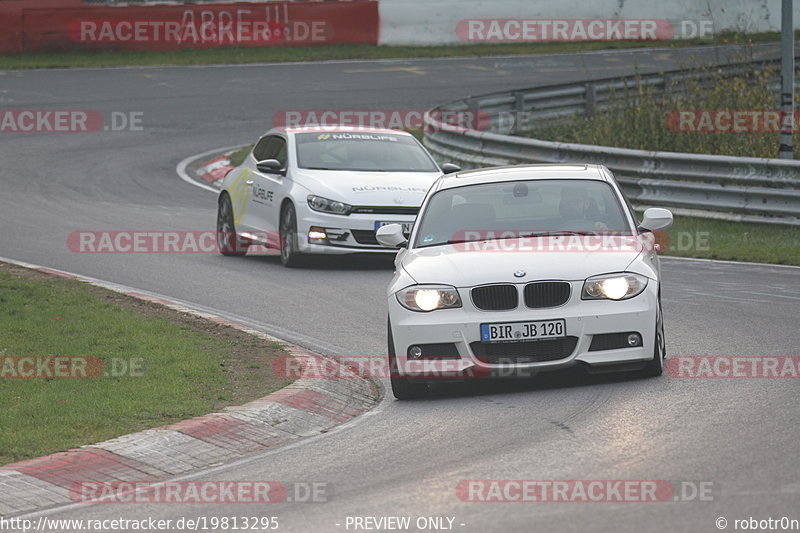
[228,169,251,224]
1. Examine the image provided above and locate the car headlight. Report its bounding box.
[307,195,352,215]
[397,285,462,312]
[581,273,648,301]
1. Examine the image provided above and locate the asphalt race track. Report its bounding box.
[1,46,799,532]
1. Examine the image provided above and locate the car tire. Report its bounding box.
[217,194,249,257]
[641,297,665,377]
[280,203,305,268]
[388,317,428,400]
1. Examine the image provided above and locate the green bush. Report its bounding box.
[531,58,799,159]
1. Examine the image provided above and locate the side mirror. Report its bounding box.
[256,159,283,174]
[639,208,673,232]
[441,163,461,175]
[376,224,408,248]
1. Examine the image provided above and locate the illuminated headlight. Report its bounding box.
[307,195,352,215]
[581,273,648,301]
[397,285,462,312]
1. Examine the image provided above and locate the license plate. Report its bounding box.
[480,319,566,343]
[375,221,413,234]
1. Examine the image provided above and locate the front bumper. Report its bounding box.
[388,281,658,379]
[295,203,415,255]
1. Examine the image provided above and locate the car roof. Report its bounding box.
[266,125,414,137]
[435,164,613,191]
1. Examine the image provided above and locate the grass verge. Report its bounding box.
[0,262,292,465]
[0,32,786,70]
[649,213,800,265]
[228,145,253,167]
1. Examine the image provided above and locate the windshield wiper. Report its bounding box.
[426,232,598,248]
[444,239,481,245]
[527,230,598,237]
[415,239,482,248]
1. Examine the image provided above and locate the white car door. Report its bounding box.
[243,134,287,245]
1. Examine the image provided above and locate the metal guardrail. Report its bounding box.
[423,58,800,226]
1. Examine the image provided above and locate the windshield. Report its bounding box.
[413,179,633,248]
[295,132,439,172]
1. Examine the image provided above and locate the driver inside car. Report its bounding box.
[558,188,609,230]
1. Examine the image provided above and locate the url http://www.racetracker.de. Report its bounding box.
[0,515,281,532]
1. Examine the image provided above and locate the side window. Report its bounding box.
[252,136,272,161]
[270,138,288,169]
[252,136,287,169]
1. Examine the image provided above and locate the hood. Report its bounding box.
[401,236,645,287]
[292,168,440,207]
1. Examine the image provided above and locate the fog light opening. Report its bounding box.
[408,346,423,359]
[308,227,327,240]
[627,333,642,347]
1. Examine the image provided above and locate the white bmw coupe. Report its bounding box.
[377,164,674,399]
